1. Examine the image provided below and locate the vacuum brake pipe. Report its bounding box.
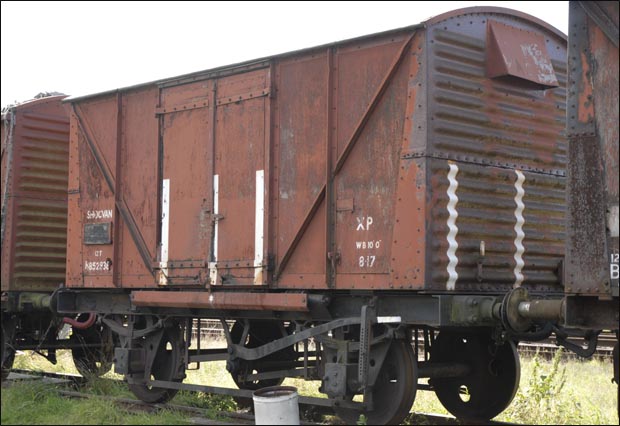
[62,312,96,329]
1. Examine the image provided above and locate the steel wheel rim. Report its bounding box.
[128,324,184,403]
[334,340,417,425]
[430,331,520,421]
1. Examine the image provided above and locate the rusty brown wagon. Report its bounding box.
[14,4,614,424]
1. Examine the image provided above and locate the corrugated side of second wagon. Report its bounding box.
[1,96,69,292]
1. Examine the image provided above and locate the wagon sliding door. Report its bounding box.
[212,69,271,286]
[157,81,213,285]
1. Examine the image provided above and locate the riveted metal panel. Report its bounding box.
[214,69,270,286]
[273,53,328,287]
[118,88,160,288]
[158,81,213,286]
[71,96,117,288]
[333,36,410,287]
[565,1,619,297]
[67,89,161,289]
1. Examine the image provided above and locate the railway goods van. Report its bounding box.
[1,3,617,424]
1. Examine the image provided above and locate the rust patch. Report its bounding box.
[487,20,558,88]
[577,51,594,124]
[131,290,308,311]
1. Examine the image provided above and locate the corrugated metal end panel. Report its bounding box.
[425,14,567,293]
[12,108,69,290]
[429,160,565,292]
[1,116,11,292]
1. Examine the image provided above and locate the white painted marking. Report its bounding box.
[209,175,220,285]
[513,170,526,288]
[84,261,110,272]
[377,316,402,324]
[254,170,265,285]
[213,175,219,262]
[356,216,374,231]
[446,163,459,291]
[358,255,376,268]
[159,179,170,285]
[355,240,382,250]
[86,209,113,220]
[608,205,619,238]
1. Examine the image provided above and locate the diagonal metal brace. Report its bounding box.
[230,317,361,361]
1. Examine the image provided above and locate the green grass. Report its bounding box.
[2,347,618,425]
[0,380,194,425]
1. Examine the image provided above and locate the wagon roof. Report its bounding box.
[1,94,67,121]
[64,6,566,104]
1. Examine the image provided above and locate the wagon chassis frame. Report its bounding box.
[54,286,614,411]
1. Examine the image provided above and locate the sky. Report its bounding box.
[1,1,569,107]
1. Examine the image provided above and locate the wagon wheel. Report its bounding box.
[128,321,185,403]
[70,314,115,377]
[429,331,520,421]
[333,340,418,425]
[229,320,295,390]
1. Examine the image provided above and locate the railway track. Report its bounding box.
[3,369,516,425]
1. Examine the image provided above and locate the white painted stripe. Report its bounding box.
[608,205,619,238]
[159,179,170,285]
[513,170,526,288]
[446,163,459,291]
[377,316,402,324]
[254,170,265,285]
[213,174,219,262]
[209,174,220,285]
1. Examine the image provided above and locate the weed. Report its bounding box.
[502,348,606,424]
